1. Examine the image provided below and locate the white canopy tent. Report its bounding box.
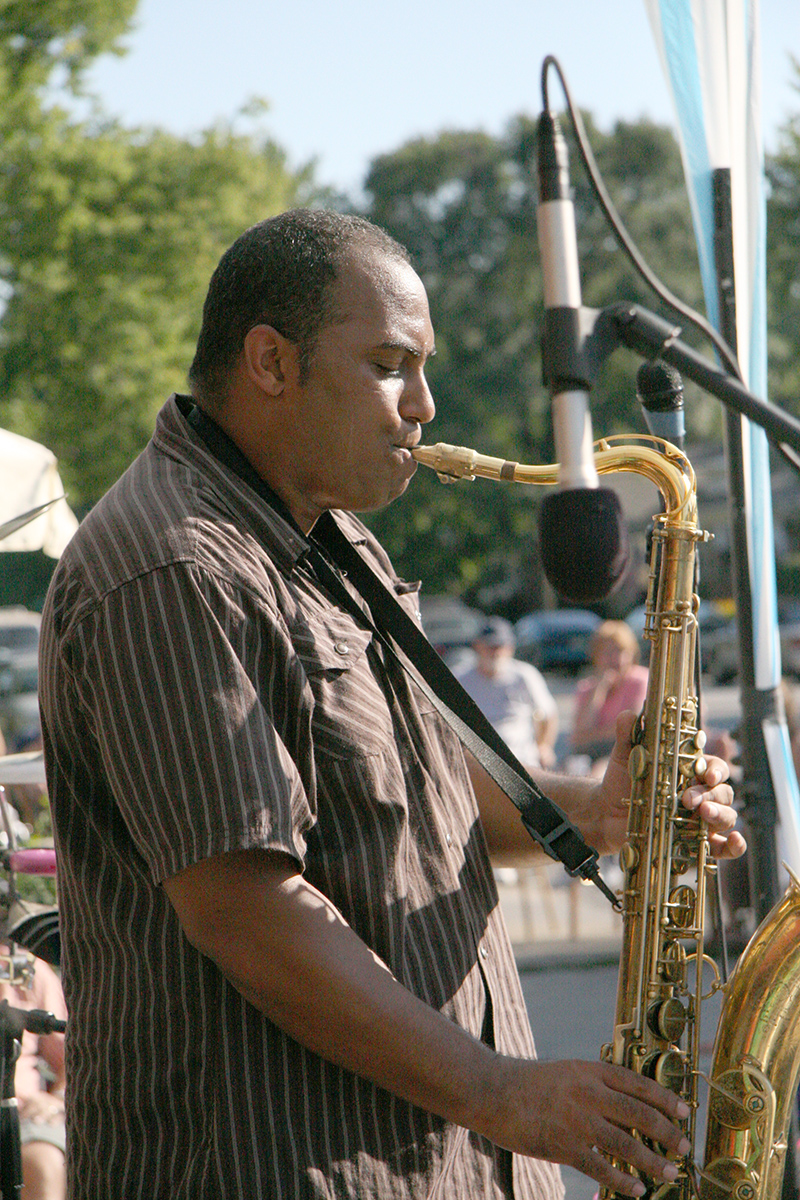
[0,427,78,558]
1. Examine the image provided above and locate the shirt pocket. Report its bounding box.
[292,611,394,760]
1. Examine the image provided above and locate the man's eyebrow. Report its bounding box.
[376,341,437,359]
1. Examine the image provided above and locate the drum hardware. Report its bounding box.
[0,773,63,1198]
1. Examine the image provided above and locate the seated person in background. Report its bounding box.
[456,617,559,770]
[572,620,649,771]
[0,947,66,1200]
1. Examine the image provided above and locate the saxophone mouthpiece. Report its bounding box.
[411,443,520,482]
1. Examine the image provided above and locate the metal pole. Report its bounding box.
[712,167,784,924]
[712,165,798,1200]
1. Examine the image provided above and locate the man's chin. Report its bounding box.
[351,476,412,515]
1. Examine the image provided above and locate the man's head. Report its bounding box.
[473,617,516,677]
[188,209,412,413]
[192,210,436,532]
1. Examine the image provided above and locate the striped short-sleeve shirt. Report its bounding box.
[39,394,564,1200]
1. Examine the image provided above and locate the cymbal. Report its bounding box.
[0,751,46,786]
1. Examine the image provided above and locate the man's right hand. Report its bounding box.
[164,848,690,1195]
[482,1057,690,1197]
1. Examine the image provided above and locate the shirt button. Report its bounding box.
[333,642,350,656]
[479,945,489,960]
[445,832,453,846]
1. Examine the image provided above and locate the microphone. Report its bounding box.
[637,360,685,449]
[535,108,629,604]
[638,361,692,593]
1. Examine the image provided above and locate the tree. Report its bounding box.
[0,3,316,505]
[0,112,312,503]
[0,0,136,78]
[766,58,800,419]
[360,113,706,613]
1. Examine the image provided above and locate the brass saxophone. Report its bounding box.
[412,438,800,1200]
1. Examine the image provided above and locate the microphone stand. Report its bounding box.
[589,302,800,462]
[582,300,800,936]
[0,999,21,1200]
[0,999,66,1200]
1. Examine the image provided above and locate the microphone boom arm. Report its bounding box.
[589,303,800,465]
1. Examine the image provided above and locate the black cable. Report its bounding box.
[540,57,748,975]
[540,55,744,384]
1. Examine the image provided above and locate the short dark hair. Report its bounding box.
[188,209,410,411]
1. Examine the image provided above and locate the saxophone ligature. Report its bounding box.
[412,436,800,1200]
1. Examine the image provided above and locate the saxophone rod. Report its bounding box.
[411,440,699,523]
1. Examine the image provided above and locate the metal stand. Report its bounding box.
[0,999,66,1199]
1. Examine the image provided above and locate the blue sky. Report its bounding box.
[84,0,798,197]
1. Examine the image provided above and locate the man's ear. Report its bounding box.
[242,325,300,395]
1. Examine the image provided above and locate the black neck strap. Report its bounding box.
[181,398,616,905]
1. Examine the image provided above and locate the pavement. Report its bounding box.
[497,861,623,968]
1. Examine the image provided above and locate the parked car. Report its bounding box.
[513,608,602,674]
[625,599,734,671]
[701,597,800,684]
[419,596,485,668]
[0,607,42,745]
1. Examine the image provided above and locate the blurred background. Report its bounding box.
[0,14,797,1195]
[0,0,798,909]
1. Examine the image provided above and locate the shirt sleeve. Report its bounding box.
[66,563,315,884]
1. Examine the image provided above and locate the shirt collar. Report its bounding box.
[163,394,371,571]
[163,394,310,571]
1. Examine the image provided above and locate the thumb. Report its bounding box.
[610,710,637,763]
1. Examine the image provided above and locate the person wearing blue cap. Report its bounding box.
[456,618,559,770]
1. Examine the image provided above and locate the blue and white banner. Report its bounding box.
[644,0,800,869]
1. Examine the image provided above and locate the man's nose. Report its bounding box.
[402,370,436,425]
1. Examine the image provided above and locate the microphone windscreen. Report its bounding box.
[637,360,686,446]
[538,488,630,604]
[636,360,684,412]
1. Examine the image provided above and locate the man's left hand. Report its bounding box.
[597,711,746,859]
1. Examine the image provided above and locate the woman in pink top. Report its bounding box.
[572,620,649,771]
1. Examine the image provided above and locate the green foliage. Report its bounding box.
[766,58,800,418]
[360,113,708,612]
[0,0,316,505]
[0,0,136,94]
[0,113,312,502]
[0,1,797,618]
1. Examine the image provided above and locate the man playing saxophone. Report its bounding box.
[39,210,745,1200]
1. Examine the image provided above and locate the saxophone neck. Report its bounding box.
[412,436,698,526]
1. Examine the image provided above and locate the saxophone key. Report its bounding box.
[643,1049,687,1094]
[671,844,694,875]
[629,743,650,780]
[619,841,639,873]
[692,755,708,779]
[700,1159,756,1200]
[666,885,696,930]
[661,941,687,984]
[647,997,688,1043]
